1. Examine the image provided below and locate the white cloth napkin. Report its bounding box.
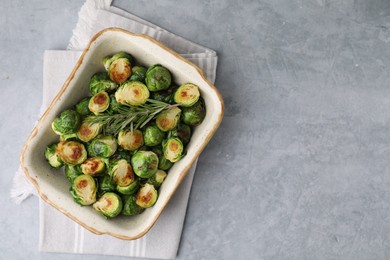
[11,0,217,259]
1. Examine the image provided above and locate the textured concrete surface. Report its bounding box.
[3,0,390,259]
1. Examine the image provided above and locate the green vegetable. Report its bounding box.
[181,99,206,126]
[151,146,173,170]
[57,141,87,165]
[93,192,122,218]
[75,97,92,116]
[77,118,102,142]
[64,165,82,183]
[115,81,150,106]
[45,143,63,168]
[51,109,81,135]
[80,157,105,176]
[145,64,172,92]
[136,183,158,208]
[103,52,133,84]
[98,174,116,192]
[108,159,136,187]
[89,72,117,95]
[150,84,178,104]
[168,123,192,145]
[131,151,159,178]
[88,91,110,115]
[116,178,140,195]
[143,124,165,146]
[88,135,117,158]
[155,106,181,132]
[163,137,184,163]
[122,195,144,216]
[129,65,147,82]
[147,169,167,188]
[173,83,200,107]
[70,174,97,206]
[118,129,144,151]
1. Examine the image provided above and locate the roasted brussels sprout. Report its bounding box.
[150,84,178,104]
[145,64,172,92]
[173,83,200,107]
[60,133,78,142]
[168,123,192,145]
[81,157,105,176]
[118,129,144,151]
[65,165,82,183]
[151,146,173,170]
[115,81,149,106]
[70,174,97,206]
[117,178,140,195]
[181,99,206,126]
[131,151,159,178]
[57,141,87,165]
[136,183,158,208]
[163,137,184,163]
[89,72,117,95]
[156,106,181,132]
[93,192,122,218]
[108,159,136,187]
[147,169,167,188]
[129,65,147,82]
[103,52,133,84]
[110,147,133,162]
[77,118,102,142]
[107,94,124,114]
[88,91,110,115]
[51,109,81,135]
[122,195,144,216]
[143,124,165,146]
[74,97,92,116]
[98,174,116,192]
[45,143,63,168]
[88,135,118,158]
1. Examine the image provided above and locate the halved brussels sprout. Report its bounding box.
[88,91,110,115]
[117,178,140,195]
[181,99,206,126]
[173,83,200,107]
[118,129,144,151]
[98,174,116,192]
[103,52,134,84]
[122,195,144,216]
[70,174,97,206]
[136,183,158,208]
[74,97,92,116]
[81,157,105,176]
[168,123,192,145]
[57,141,87,165]
[143,124,165,146]
[129,65,147,82]
[92,192,122,218]
[51,109,81,135]
[109,159,136,187]
[60,133,78,142]
[155,106,181,132]
[145,64,172,92]
[115,81,149,106]
[151,146,173,170]
[65,165,82,183]
[163,137,184,163]
[131,151,159,178]
[45,143,63,168]
[77,118,102,142]
[147,169,167,188]
[150,84,178,104]
[89,72,117,95]
[88,135,117,158]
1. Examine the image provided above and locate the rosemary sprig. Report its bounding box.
[86,99,177,135]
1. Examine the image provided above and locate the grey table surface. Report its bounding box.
[3,0,390,259]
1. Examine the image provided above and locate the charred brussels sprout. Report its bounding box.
[143,124,165,146]
[64,165,82,183]
[110,148,133,162]
[93,192,122,218]
[109,159,136,187]
[89,72,117,95]
[81,157,105,176]
[147,169,167,188]
[51,109,81,135]
[136,183,158,208]
[57,141,87,165]
[181,99,206,126]
[151,146,173,170]
[103,52,133,84]
[45,143,63,168]
[168,123,192,145]
[122,195,144,216]
[115,81,149,106]
[156,106,181,132]
[131,151,159,178]
[98,174,116,192]
[129,65,147,82]
[75,97,92,116]
[88,135,117,158]
[173,83,200,107]
[88,91,110,115]
[70,174,97,206]
[117,178,140,195]
[145,64,172,92]
[163,137,184,163]
[77,118,102,142]
[151,84,178,104]
[118,129,144,151]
